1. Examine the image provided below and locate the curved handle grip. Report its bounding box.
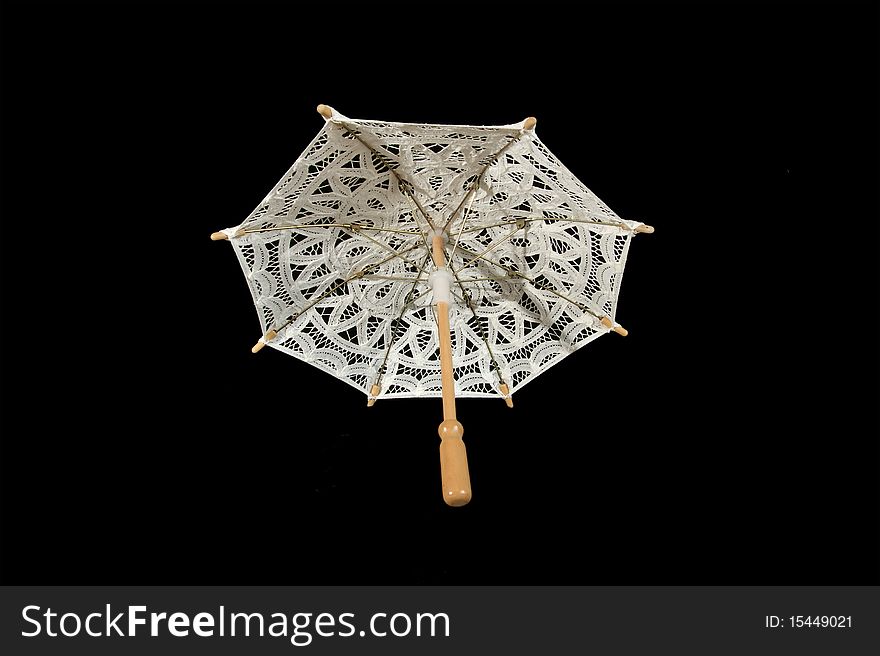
[439,420,472,507]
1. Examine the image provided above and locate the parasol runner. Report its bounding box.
[212,105,653,506]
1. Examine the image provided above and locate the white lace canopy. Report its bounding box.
[217,108,651,401]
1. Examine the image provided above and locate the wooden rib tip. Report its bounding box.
[367,384,380,406]
[251,329,278,353]
[613,325,629,337]
[504,397,514,408]
[634,224,655,234]
[499,383,513,407]
[522,116,537,131]
[600,316,614,329]
[316,104,333,119]
[210,231,228,241]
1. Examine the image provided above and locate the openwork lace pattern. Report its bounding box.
[225,113,642,399]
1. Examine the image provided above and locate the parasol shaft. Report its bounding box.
[436,300,456,421]
[431,236,457,422]
[431,235,472,506]
[431,235,447,272]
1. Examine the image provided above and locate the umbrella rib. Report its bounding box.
[456,215,630,235]
[275,246,420,333]
[441,133,522,233]
[241,223,421,236]
[444,245,511,394]
[447,187,480,264]
[448,244,607,322]
[406,287,432,307]
[453,225,523,271]
[443,133,524,262]
[369,253,433,398]
[401,189,439,232]
[362,275,423,282]
[344,224,420,264]
[334,120,440,230]
[451,276,512,283]
[521,215,629,229]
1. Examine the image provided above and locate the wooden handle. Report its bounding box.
[436,301,457,420]
[431,235,446,268]
[430,234,472,506]
[439,420,471,507]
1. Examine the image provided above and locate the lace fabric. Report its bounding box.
[222,111,644,400]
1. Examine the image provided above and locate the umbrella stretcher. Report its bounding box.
[212,105,653,506]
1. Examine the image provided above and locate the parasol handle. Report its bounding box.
[439,420,471,507]
[435,299,472,507]
[431,234,472,506]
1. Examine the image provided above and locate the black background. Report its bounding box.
[0,2,877,584]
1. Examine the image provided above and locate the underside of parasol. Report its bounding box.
[212,105,653,505]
